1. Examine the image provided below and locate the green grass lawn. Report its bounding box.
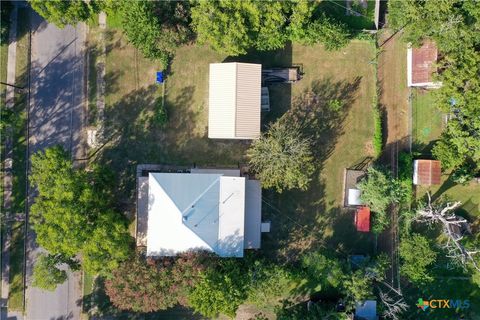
[412,88,443,154]
[9,222,25,312]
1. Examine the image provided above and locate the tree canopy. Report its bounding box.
[29,0,101,28]
[29,146,132,278]
[32,254,68,291]
[191,0,350,55]
[117,0,192,68]
[247,119,315,192]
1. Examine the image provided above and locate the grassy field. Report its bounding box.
[412,88,443,153]
[7,7,30,312]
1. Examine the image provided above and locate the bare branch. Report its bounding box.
[379,289,408,320]
[415,193,479,271]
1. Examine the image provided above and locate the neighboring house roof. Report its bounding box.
[355,206,370,232]
[407,40,441,88]
[144,171,262,257]
[343,169,366,207]
[355,300,378,320]
[208,63,261,139]
[413,159,442,185]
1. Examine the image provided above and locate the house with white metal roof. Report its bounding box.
[137,169,265,258]
[208,62,262,139]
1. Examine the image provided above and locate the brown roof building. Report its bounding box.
[413,160,442,185]
[407,41,441,88]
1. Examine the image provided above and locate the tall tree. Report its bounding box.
[247,119,315,192]
[30,146,132,278]
[29,0,101,28]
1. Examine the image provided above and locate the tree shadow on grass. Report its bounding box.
[261,76,363,262]
[96,83,248,213]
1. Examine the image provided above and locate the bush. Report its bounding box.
[247,119,315,192]
[247,261,294,308]
[398,152,414,205]
[304,15,350,51]
[372,103,383,157]
[188,259,250,318]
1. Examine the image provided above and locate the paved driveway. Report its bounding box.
[25,10,86,320]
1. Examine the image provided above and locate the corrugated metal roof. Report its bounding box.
[208,63,261,139]
[413,160,441,185]
[355,206,370,232]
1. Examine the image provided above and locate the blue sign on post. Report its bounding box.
[156,71,164,84]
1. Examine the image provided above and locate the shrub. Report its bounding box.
[398,152,414,205]
[247,261,294,308]
[188,259,250,318]
[372,103,383,157]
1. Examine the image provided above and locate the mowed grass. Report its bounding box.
[9,222,25,312]
[262,41,377,260]
[412,88,443,153]
[101,29,247,202]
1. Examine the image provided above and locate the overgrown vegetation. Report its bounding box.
[113,1,192,68]
[30,0,354,69]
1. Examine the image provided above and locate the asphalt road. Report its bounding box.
[25,9,86,320]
